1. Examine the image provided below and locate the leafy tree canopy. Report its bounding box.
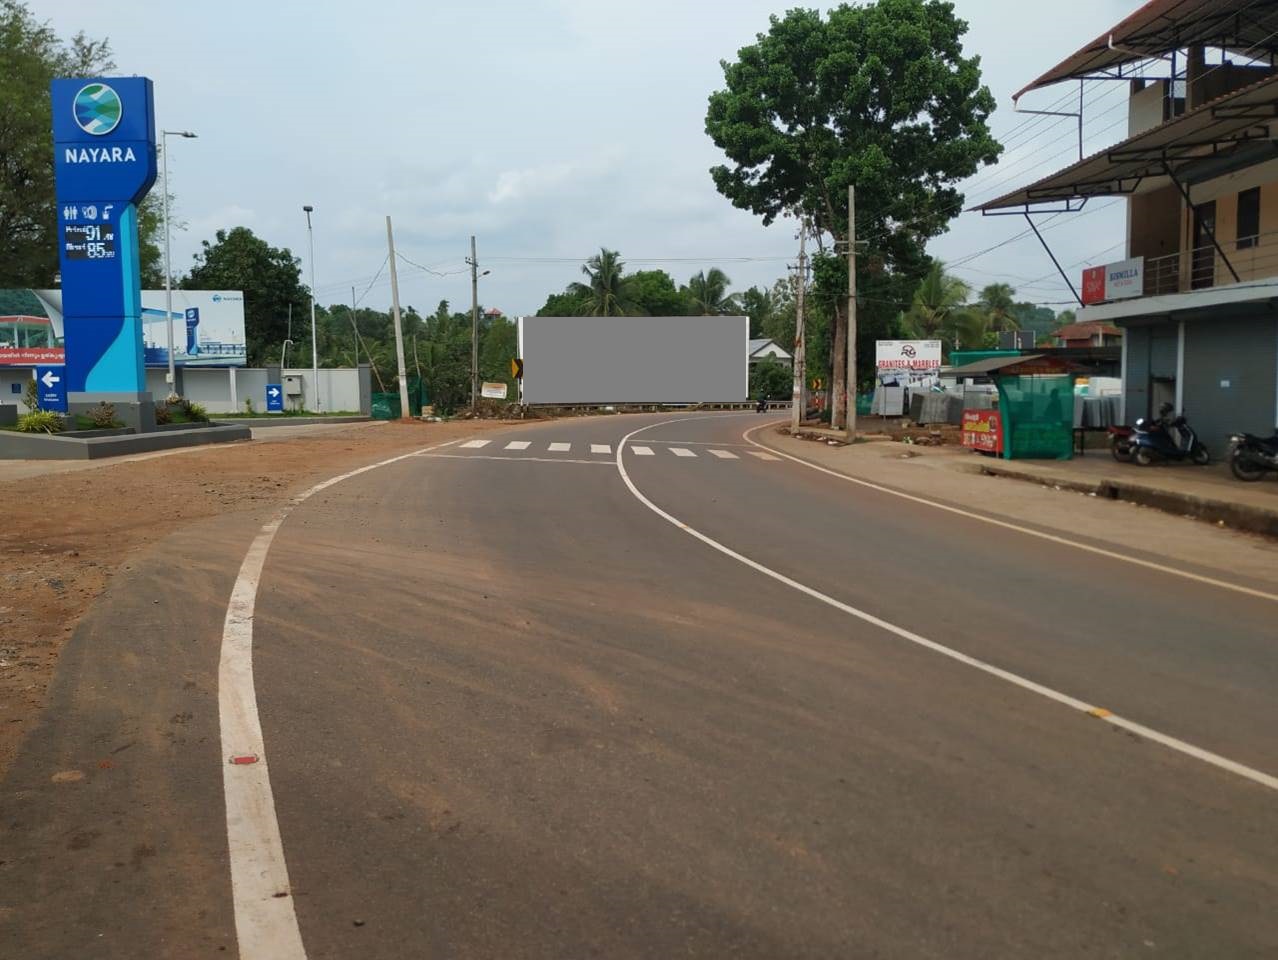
[182,227,307,366]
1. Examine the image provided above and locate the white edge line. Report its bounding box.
[742,422,1278,605]
[614,416,1278,794]
[218,436,464,959]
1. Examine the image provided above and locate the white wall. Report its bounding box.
[1,368,32,412]
[282,368,363,413]
[140,366,365,414]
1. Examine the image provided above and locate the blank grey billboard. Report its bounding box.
[518,315,748,404]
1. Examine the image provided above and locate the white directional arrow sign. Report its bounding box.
[41,370,61,389]
[268,387,281,398]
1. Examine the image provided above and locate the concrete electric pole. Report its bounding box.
[303,205,321,412]
[385,216,411,420]
[469,235,479,412]
[790,220,807,433]
[845,185,858,444]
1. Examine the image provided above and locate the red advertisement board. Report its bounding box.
[0,346,64,366]
[1081,266,1106,305]
[961,409,1002,454]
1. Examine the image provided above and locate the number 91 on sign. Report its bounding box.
[63,223,116,260]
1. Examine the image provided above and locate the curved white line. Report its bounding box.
[219,438,463,959]
[615,416,1278,793]
[740,421,1278,605]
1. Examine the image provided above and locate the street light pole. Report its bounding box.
[303,205,321,412]
[469,235,479,411]
[160,129,196,400]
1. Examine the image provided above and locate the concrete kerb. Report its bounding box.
[0,422,251,460]
[211,416,371,428]
[968,459,1278,538]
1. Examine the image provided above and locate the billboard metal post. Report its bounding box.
[160,129,196,398]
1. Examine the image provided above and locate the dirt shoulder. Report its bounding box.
[0,419,506,776]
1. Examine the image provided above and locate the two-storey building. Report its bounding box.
[978,0,1278,453]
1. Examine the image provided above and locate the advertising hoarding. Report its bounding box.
[961,409,1002,453]
[1,290,246,367]
[873,339,942,415]
[518,315,748,405]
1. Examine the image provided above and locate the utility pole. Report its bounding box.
[845,184,858,443]
[350,286,359,366]
[385,216,412,420]
[303,205,321,412]
[469,235,479,411]
[790,219,807,433]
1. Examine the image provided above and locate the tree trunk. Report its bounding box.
[831,301,847,430]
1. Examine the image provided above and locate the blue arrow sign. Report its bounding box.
[266,383,284,413]
[36,366,68,413]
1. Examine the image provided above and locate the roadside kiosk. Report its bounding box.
[950,354,1079,461]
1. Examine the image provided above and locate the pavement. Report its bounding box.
[3,412,1277,958]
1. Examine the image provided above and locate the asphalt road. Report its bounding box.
[5,412,1277,958]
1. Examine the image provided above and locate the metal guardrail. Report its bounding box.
[1143,231,1278,296]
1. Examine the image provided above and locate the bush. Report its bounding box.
[17,411,65,433]
[181,399,209,422]
[22,377,40,412]
[155,403,172,425]
[86,401,119,428]
[243,397,256,415]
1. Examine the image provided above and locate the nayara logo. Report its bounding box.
[900,344,917,358]
[211,294,222,302]
[73,82,122,136]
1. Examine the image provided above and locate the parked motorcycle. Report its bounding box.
[1130,406,1210,466]
[1108,424,1134,462]
[1228,430,1278,481]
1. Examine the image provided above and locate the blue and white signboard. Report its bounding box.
[266,384,284,412]
[52,77,157,397]
[35,366,68,413]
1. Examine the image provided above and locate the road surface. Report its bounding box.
[4,412,1277,959]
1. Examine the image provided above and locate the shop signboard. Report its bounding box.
[1081,257,1144,305]
[873,340,942,416]
[961,409,1002,454]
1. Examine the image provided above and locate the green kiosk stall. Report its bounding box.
[950,354,1079,461]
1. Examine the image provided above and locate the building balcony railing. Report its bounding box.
[1143,231,1278,297]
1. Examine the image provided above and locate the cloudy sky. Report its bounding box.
[44,0,1135,317]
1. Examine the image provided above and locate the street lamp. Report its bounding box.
[303,205,321,412]
[160,129,196,400]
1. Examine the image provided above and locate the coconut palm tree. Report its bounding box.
[568,248,639,316]
[978,282,1017,333]
[902,262,971,340]
[685,268,741,315]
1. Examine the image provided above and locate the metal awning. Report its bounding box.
[977,72,1278,212]
[1015,0,1278,101]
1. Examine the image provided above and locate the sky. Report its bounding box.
[41,0,1138,318]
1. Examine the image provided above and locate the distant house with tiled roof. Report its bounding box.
[1053,321,1123,349]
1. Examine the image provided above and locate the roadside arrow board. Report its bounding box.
[35,365,67,412]
[266,383,284,413]
[511,358,523,379]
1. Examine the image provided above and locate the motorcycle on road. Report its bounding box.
[1228,430,1278,481]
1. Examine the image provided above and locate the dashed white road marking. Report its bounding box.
[747,450,780,461]
[420,453,610,466]
[615,415,1278,794]
[547,442,571,452]
[591,443,612,454]
[708,449,739,459]
[504,440,531,450]
[670,448,697,458]
[220,436,466,959]
[631,446,655,456]
[460,439,490,449]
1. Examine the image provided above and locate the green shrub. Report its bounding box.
[17,411,65,433]
[155,403,172,425]
[22,377,40,412]
[86,401,119,428]
[243,397,256,415]
[181,399,209,422]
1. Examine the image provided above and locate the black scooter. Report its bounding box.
[1130,405,1210,466]
[1228,430,1278,481]
[756,395,769,413]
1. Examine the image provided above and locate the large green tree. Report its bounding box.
[0,2,162,286]
[977,282,1016,333]
[706,0,1000,423]
[683,268,740,315]
[628,269,690,316]
[182,227,307,366]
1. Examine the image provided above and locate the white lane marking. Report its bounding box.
[708,449,739,459]
[460,439,490,449]
[547,442,571,452]
[504,440,531,450]
[420,453,612,465]
[742,423,1278,605]
[670,448,697,458]
[631,446,655,456]
[220,436,465,959]
[747,450,780,461]
[615,417,1278,794]
[591,443,613,454]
